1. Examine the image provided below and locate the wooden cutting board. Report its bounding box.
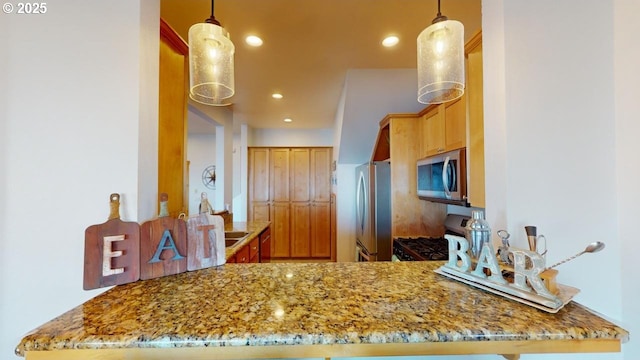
[186,213,226,271]
[84,194,140,290]
[139,194,188,280]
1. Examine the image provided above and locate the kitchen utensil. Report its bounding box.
[497,229,512,264]
[466,210,491,259]
[545,241,605,270]
[525,225,547,257]
[84,193,141,290]
[525,225,537,252]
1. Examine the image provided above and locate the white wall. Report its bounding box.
[342,2,637,359]
[0,1,160,359]
[336,164,358,262]
[484,0,637,359]
[232,124,249,221]
[615,0,640,359]
[338,69,426,165]
[187,134,217,215]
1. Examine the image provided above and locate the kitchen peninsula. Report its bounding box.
[16,259,627,359]
[223,221,271,262]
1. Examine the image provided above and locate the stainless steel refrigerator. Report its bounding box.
[355,161,391,261]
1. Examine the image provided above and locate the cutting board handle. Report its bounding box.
[108,193,121,220]
[159,193,169,217]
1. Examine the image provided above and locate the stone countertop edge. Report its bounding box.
[223,221,271,260]
[15,260,629,356]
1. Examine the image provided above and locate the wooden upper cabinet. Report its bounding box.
[270,148,290,202]
[290,148,311,202]
[311,148,331,202]
[383,116,447,238]
[420,105,444,157]
[249,148,270,202]
[419,98,466,159]
[444,95,467,151]
[371,118,391,162]
[466,30,485,208]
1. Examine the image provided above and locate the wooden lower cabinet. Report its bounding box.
[251,202,270,222]
[311,202,331,258]
[291,203,311,257]
[249,238,260,263]
[283,202,331,259]
[271,202,291,258]
[234,244,250,264]
[259,227,271,263]
[227,226,271,264]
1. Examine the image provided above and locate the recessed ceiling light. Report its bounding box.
[245,35,263,47]
[283,118,293,123]
[272,93,283,99]
[382,36,399,47]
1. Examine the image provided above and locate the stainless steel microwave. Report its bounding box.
[417,148,467,206]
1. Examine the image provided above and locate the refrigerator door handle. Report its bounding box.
[356,170,367,236]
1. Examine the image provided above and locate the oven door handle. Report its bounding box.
[442,156,452,198]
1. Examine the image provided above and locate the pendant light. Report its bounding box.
[417,0,464,104]
[188,0,235,106]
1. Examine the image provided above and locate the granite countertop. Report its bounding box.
[223,221,270,259]
[16,261,628,357]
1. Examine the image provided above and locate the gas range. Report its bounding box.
[392,214,469,261]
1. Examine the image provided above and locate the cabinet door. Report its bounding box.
[235,244,250,263]
[259,227,271,263]
[249,148,270,203]
[271,202,291,258]
[290,148,310,202]
[291,203,311,257]
[310,148,331,202]
[271,149,290,202]
[251,202,270,222]
[422,105,445,157]
[249,238,260,263]
[444,96,466,151]
[311,202,331,258]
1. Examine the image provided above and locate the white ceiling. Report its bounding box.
[160,0,482,132]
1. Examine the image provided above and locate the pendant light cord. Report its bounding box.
[205,0,221,25]
[432,0,448,24]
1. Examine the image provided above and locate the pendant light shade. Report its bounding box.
[417,1,464,104]
[188,1,235,106]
